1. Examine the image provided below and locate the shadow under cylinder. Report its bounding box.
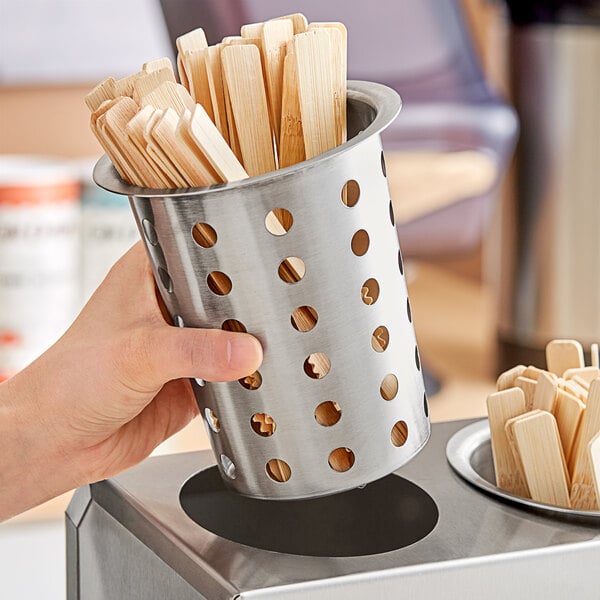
[94,81,429,500]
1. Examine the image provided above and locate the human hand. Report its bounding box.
[0,242,262,521]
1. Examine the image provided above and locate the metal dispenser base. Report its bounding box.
[66,420,600,599]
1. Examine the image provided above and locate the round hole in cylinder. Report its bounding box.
[291,306,318,332]
[329,447,355,472]
[371,326,390,352]
[381,151,387,177]
[157,266,173,293]
[389,200,395,226]
[265,208,293,235]
[303,353,331,379]
[341,179,360,207]
[391,421,409,447]
[142,218,158,245]
[192,222,217,248]
[415,346,421,371]
[398,249,404,275]
[407,297,412,323]
[278,257,306,283]
[380,374,398,401]
[221,319,247,333]
[314,401,342,426]
[361,278,380,305]
[205,408,220,433]
[239,371,262,390]
[266,459,291,482]
[207,271,232,295]
[220,454,236,479]
[424,392,429,418]
[251,413,276,437]
[351,229,370,256]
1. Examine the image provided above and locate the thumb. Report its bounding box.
[120,326,263,392]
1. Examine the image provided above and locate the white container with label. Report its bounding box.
[77,159,139,302]
[0,156,81,381]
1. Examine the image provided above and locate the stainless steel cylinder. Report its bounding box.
[94,81,429,500]
[498,25,600,369]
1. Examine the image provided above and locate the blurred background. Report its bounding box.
[0,0,598,597]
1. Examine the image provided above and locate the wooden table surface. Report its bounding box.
[7,260,497,525]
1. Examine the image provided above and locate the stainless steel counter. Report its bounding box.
[67,419,600,599]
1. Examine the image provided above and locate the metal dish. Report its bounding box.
[446,419,600,524]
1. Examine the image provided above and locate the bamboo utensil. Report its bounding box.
[570,379,600,509]
[261,19,294,147]
[221,43,275,176]
[532,371,557,412]
[186,105,248,181]
[279,42,305,168]
[87,15,348,189]
[488,339,600,511]
[496,364,526,391]
[486,388,528,496]
[553,389,585,466]
[508,410,571,508]
[546,339,585,376]
[590,431,600,500]
[293,28,340,159]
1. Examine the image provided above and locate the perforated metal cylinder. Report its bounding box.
[94,81,429,500]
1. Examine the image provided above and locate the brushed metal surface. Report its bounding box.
[499,25,600,354]
[67,420,600,600]
[93,81,429,500]
[446,419,600,523]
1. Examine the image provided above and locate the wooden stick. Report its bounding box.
[176,27,208,54]
[553,388,585,468]
[589,431,600,503]
[279,41,305,168]
[85,77,116,111]
[564,366,600,385]
[142,57,174,73]
[308,22,347,145]
[241,22,264,38]
[546,339,585,376]
[114,71,144,97]
[151,108,220,187]
[261,19,294,149]
[532,371,557,412]
[221,44,275,176]
[273,13,308,34]
[133,67,177,104]
[90,99,136,183]
[204,45,229,142]
[181,49,214,122]
[102,97,165,188]
[558,378,588,402]
[139,81,195,116]
[515,376,537,411]
[293,28,339,159]
[508,410,571,508]
[486,388,528,496]
[185,105,248,182]
[125,106,174,187]
[592,343,599,368]
[496,365,526,391]
[570,378,600,510]
[143,109,188,188]
[522,365,555,381]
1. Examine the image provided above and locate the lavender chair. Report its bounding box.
[160,0,518,258]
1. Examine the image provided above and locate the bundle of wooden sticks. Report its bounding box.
[85,13,347,188]
[488,339,600,510]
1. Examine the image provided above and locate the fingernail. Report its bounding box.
[226,335,262,372]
